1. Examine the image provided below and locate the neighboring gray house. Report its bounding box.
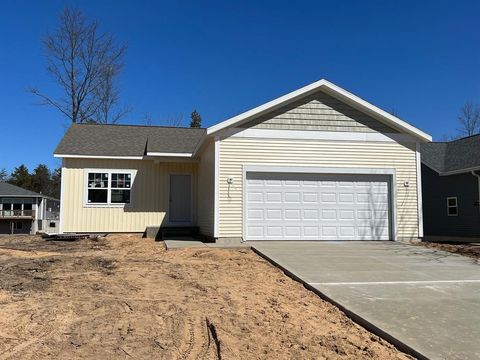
[0,182,60,235]
[421,134,480,239]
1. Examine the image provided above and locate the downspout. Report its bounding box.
[472,171,480,212]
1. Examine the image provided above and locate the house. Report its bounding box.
[421,134,480,240]
[0,182,60,234]
[54,79,431,243]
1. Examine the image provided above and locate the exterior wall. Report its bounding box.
[218,137,419,240]
[241,91,400,133]
[61,158,198,233]
[0,220,32,234]
[422,165,480,237]
[196,139,215,236]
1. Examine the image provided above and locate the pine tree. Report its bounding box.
[50,168,62,199]
[31,164,51,194]
[9,165,32,189]
[0,168,8,182]
[190,110,202,128]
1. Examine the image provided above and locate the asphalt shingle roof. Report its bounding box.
[0,182,46,197]
[54,124,206,157]
[421,134,480,173]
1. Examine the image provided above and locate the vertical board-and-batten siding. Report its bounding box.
[62,158,197,233]
[218,90,419,240]
[196,139,215,236]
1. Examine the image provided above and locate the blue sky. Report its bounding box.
[1,0,479,172]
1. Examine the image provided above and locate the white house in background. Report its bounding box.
[0,182,60,234]
[54,79,431,243]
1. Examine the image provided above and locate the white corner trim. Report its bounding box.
[59,160,66,234]
[146,152,192,157]
[213,137,220,238]
[207,79,432,142]
[416,144,424,238]
[54,154,144,160]
[230,128,417,143]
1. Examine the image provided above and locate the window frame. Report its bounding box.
[84,169,135,208]
[446,196,458,217]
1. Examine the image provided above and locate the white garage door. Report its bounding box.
[245,172,391,241]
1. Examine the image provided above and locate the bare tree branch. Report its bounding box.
[457,102,480,137]
[29,6,128,124]
[162,113,184,127]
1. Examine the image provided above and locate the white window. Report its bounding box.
[447,197,458,216]
[85,170,134,206]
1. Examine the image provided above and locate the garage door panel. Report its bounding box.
[304,209,319,219]
[284,192,301,202]
[266,209,282,220]
[246,172,391,241]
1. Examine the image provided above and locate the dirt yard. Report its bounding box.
[416,241,480,260]
[0,234,411,359]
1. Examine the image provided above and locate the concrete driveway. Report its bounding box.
[251,241,480,360]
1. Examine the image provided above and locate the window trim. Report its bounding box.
[447,196,458,217]
[83,169,136,208]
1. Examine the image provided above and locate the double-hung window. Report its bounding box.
[447,197,458,216]
[86,170,133,206]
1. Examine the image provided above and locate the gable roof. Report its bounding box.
[421,134,480,174]
[54,124,206,158]
[0,182,49,198]
[207,79,432,142]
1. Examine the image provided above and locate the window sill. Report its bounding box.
[83,203,133,209]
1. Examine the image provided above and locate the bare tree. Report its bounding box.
[143,113,154,126]
[29,7,127,124]
[92,65,131,124]
[162,113,184,127]
[457,102,480,137]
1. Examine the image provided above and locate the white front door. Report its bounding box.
[169,174,192,223]
[245,172,391,241]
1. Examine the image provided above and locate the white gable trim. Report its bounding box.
[207,79,432,142]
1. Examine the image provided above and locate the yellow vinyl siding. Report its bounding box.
[241,91,399,133]
[218,138,419,239]
[62,158,197,233]
[196,139,215,236]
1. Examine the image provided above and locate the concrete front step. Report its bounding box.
[145,226,199,240]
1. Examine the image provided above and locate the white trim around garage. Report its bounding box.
[241,165,398,241]
[207,79,432,142]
